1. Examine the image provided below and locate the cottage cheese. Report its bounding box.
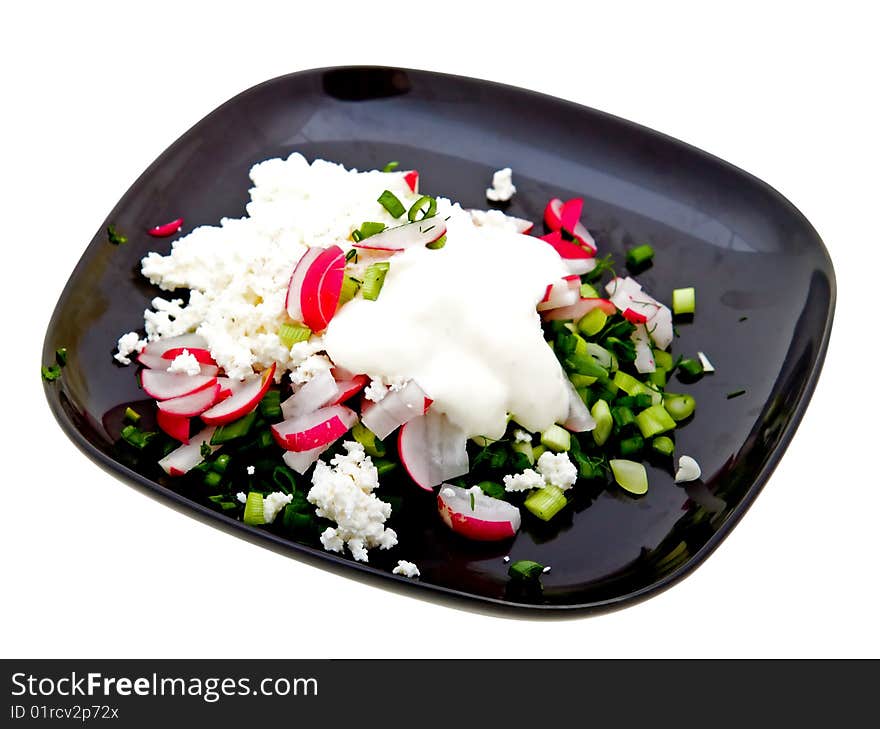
[114,331,146,365]
[166,349,201,376]
[363,380,389,402]
[503,468,546,492]
[504,451,578,492]
[236,492,247,504]
[307,441,397,562]
[485,167,516,202]
[262,491,293,523]
[392,560,420,578]
[513,428,533,443]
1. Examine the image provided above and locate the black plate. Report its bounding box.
[42,66,835,614]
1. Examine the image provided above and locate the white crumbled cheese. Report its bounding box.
[290,354,333,385]
[363,379,389,403]
[246,465,255,475]
[542,566,551,573]
[503,468,546,492]
[262,491,293,523]
[485,167,516,202]
[675,455,702,483]
[392,560,420,578]
[236,492,247,504]
[114,331,146,365]
[697,351,715,373]
[513,428,532,443]
[307,441,397,562]
[166,349,201,376]
[503,556,510,563]
[536,451,578,491]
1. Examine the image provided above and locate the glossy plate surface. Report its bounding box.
[43,66,835,613]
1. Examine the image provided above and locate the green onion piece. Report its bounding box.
[362,262,390,301]
[476,481,506,499]
[612,405,635,429]
[407,195,437,222]
[243,492,265,525]
[569,373,597,388]
[564,353,610,383]
[739,316,748,322]
[271,465,296,494]
[727,389,746,399]
[609,459,649,495]
[381,161,399,172]
[425,234,446,250]
[577,308,607,337]
[524,485,567,521]
[663,394,696,421]
[511,440,535,465]
[256,430,274,449]
[652,436,675,457]
[634,404,677,438]
[210,410,258,444]
[377,189,406,218]
[259,389,282,419]
[672,287,696,315]
[652,349,674,371]
[55,347,68,367]
[358,221,386,239]
[374,458,398,476]
[107,224,127,245]
[203,470,223,489]
[351,229,363,243]
[121,425,156,450]
[677,358,704,379]
[200,442,213,458]
[508,560,545,580]
[619,435,645,457]
[540,424,571,452]
[626,244,655,268]
[591,399,613,446]
[41,364,62,382]
[531,444,547,461]
[279,322,312,348]
[633,394,655,409]
[612,370,661,404]
[579,282,600,298]
[338,275,361,306]
[123,407,141,424]
[282,506,312,531]
[352,422,386,458]
[345,248,358,263]
[648,369,667,388]
[212,454,231,474]
[219,501,238,511]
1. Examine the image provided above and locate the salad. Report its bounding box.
[109,153,710,582]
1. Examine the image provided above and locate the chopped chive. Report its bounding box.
[619,435,645,458]
[212,454,231,473]
[381,161,399,172]
[425,234,446,250]
[508,560,545,580]
[408,195,437,222]
[524,485,567,521]
[634,404,676,438]
[345,248,358,263]
[358,221,386,239]
[652,436,675,457]
[672,287,696,315]
[121,425,156,450]
[362,262,390,301]
[107,224,128,245]
[677,358,704,380]
[469,491,476,511]
[351,229,363,243]
[626,244,654,269]
[727,389,746,399]
[203,470,223,489]
[123,407,141,424]
[278,322,312,348]
[374,458,397,476]
[41,364,62,382]
[739,316,748,322]
[55,347,68,367]
[377,189,406,218]
[338,275,361,306]
[243,492,265,525]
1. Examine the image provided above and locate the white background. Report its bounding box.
[3,1,877,658]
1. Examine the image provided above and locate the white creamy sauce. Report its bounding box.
[324,210,571,440]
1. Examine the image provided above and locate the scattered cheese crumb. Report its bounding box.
[290,354,333,385]
[246,465,255,475]
[536,451,578,491]
[166,349,202,376]
[697,351,715,373]
[392,560,420,578]
[542,566,551,574]
[114,331,146,365]
[363,379,389,402]
[503,468,545,492]
[675,455,702,483]
[262,491,293,523]
[503,556,510,563]
[236,492,247,504]
[485,167,516,202]
[513,428,532,443]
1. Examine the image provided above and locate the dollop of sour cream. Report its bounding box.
[324,210,571,440]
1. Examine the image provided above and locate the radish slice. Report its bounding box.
[539,231,596,274]
[156,409,191,443]
[140,370,216,400]
[541,297,616,322]
[437,484,521,541]
[148,218,184,237]
[329,374,369,405]
[398,411,469,490]
[301,245,346,332]
[216,377,244,399]
[282,445,331,475]
[606,277,673,349]
[271,405,357,452]
[403,170,419,193]
[200,364,275,425]
[157,383,221,417]
[160,347,217,365]
[280,369,338,419]
[285,247,323,324]
[632,325,656,374]
[622,308,648,324]
[561,198,584,234]
[543,197,596,251]
[562,378,597,432]
[159,427,218,476]
[537,275,580,312]
[142,333,208,359]
[361,380,429,440]
[353,219,447,252]
[136,351,219,377]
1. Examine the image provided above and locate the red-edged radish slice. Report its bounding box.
[301,246,346,332]
[280,369,338,419]
[540,230,596,261]
[403,170,419,193]
[328,374,369,405]
[142,333,208,358]
[140,370,216,400]
[398,411,469,491]
[157,383,221,417]
[160,347,217,366]
[136,351,219,377]
[605,277,673,349]
[148,218,184,237]
[156,409,191,443]
[159,427,218,476]
[437,484,521,541]
[200,364,275,425]
[353,219,447,253]
[215,377,244,400]
[271,405,357,452]
[561,198,584,234]
[536,275,580,312]
[282,445,331,475]
[361,380,429,440]
[513,217,534,234]
[285,247,323,323]
[622,308,648,324]
[631,325,656,374]
[562,379,597,433]
[541,297,617,321]
[648,306,674,350]
[544,198,564,229]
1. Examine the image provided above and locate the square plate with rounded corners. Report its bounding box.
[43,66,834,614]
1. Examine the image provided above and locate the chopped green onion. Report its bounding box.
[279,322,311,348]
[612,405,636,429]
[377,189,406,218]
[569,373,597,388]
[358,221,386,239]
[476,481,506,499]
[579,282,600,298]
[591,399,613,446]
[338,275,361,305]
[652,436,675,457]
[272,465,296,494]
[351,229,363,242]
[256,430,274,449]
[362,262,390,301]
[652,349,674,371]
[619,435,645,457]
[212,454,231,473]
[739,316,748,322]
[282,506,312,531]
[121,425,156,450]
[352,422,386,458]
[564,353,610,383]
[41,364,62,382]
[107,224,128,245]
[200,442,213,458]
[727,389,746,399]
[345,248,358,263]
[612,370,662,403]
[672,287,696,315]
[123,407,141,424]
[408,195,437,222]
[381,161,399,172]
[634,404,676,438]
[531,444,547,461]
[540,424,571,452]
[508,560,545,580]
[425,234,446,250]
[577,308,607,337]
[203,470,223,488]
[374,458,398,476]
[469,491,476,510]
[243,492,265,525]
[259,390,282,419]
[55,347,68,367]
[626,244,655,268]
[677,358,704,379]
[609,459,648,495]
[648,369,667,388]
[511,440,535,465]
[524,485,567,521]
[210,410,258,444]
[664,394,696,421]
